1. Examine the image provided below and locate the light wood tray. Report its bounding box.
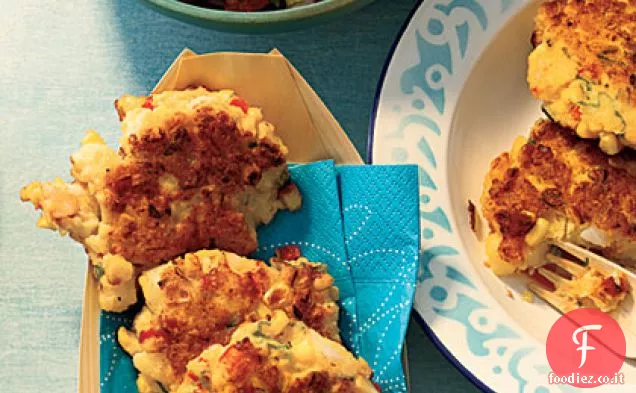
[78,48,409,392]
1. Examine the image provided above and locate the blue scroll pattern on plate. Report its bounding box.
[381,1,576,392]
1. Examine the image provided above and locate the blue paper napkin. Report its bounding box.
[100,160,420,393]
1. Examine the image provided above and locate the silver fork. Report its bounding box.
[527,240,636,359]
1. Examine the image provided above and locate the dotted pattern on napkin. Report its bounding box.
[100,304,141,393]
[338,165,420,393]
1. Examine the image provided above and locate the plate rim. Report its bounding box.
[367,1,527,392]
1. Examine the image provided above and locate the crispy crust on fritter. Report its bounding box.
[106,109,286,265]
[114,95,147,121]
[176,314,376,393]
[120,250,340,386]
[210,339,283,391]
[155,258,271,374]
[202,339,358,393]
[287,372,358,393]
[270,258,340,341]
[482,120,636,266]
[533,0,635,100]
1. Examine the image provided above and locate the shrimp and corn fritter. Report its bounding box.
[481,120,636,274]
[176,311,378,393]
[528,0,636,154]
[20,88,301,311]
[481,120,635,311]
[117,249,341,392]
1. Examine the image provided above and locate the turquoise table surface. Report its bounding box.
[1,1,480,392]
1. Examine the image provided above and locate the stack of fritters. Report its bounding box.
[21,88,301,311]
[481,0,635,312]
[21,87,379,393]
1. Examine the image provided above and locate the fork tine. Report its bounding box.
[527,281,578,314]
[537,267,570,287]
[530,241,636,358]
[545,252,587,277]
[552,240,636,279]
[551,240,594,264]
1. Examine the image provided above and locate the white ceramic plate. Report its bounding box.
[370,1,636,392]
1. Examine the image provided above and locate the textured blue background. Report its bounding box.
[1,1,478,392]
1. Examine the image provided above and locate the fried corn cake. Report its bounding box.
[528,0,636,154]
[117,249,340,392]
[20,88,301,311]
[175,311,378,393]
[481,120,636,276]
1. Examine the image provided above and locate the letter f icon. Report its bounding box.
[572,324,602,368]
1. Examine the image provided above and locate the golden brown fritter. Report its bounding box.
[481,120,636,276]
[174,312,378,393]
[20,88,301,311]
[105,106,289,264]
[117,249,341,391]
[528,0,636,153]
